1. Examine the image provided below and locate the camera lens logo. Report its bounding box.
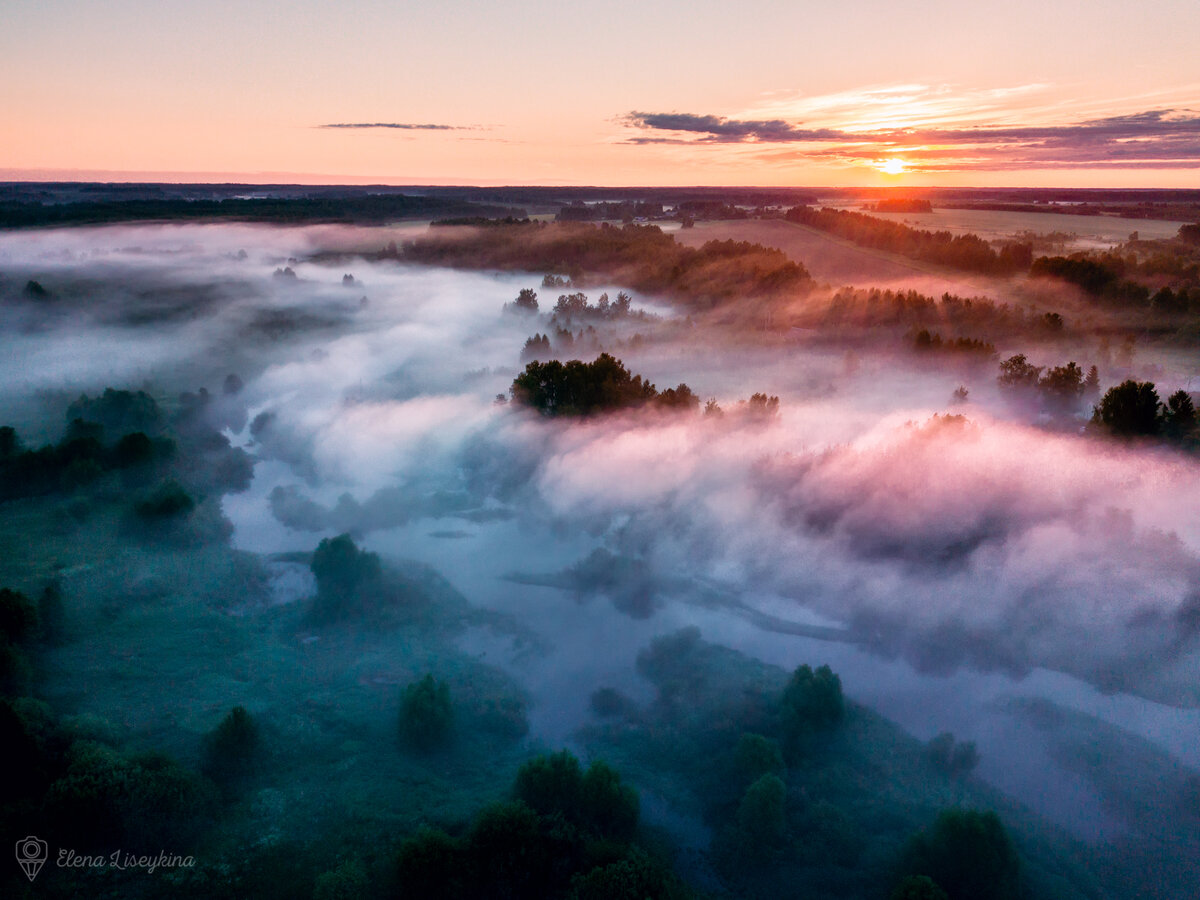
[16,836,48,882]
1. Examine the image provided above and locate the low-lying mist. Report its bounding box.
[3,221,1198,870]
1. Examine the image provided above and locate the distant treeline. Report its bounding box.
[1031,252,1200,314]
[785,205,1032,275]
[0,195,523,228]
[813,287,1054,337]
[397,221,810,309]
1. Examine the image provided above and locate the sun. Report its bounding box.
[876,158,907,175]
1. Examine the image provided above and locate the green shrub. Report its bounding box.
[0,588,37,642]
[735,732,785,781]
[313,859,368,900]
[204,705,261,778]
[901,808,1020,900]
[310,533,383,621]
[736,773,786,846]
[893,874,950,900]
[514,751,639,840]
[134,479,195,518]
[398,674,453,752]
[395,827,464,899]
[781,663,844,754]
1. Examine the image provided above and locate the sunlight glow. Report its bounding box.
[876,157,907,175]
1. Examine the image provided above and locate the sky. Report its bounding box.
[2,0,1199,186]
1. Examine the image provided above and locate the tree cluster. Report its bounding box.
[996,355,1099,414]
[510,353,698,417]
[399,221,809,310]
[785,206,1030,275]
[1092,380,1196,441]
[392,749,686,900]
[912,330,996,358]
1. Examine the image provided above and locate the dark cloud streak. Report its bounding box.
[623,108,1200,170]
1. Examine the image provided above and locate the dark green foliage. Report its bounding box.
[925,732,980,777]
[0,588,37,642]
[466,801,564,899]
[402,221,808,309]
[514,750,640,840]
[23,279,50,298]
[744,392,780,419]
[892,874,950,900]
[735,773,787,846]
[590,687,633,717]
[0,425,20,458]
[997,354,1042,392]
[395,827,464,899]
[398,674,454,752]
[1163,389,1197,439]
[1037,362,1085,412]
[203,705,261,779]
[0,193,515,228]
[313,859,368,900]
[567,846,687,900]
[515,749,584,817]
[656,383,700,410]
[511,353,662,416]
[580,760,640,841]
[134,479,196,518]
[901,809,1021,900]
[781,663,844,747]
[45,740,208,851]
[37,582,67,645]
[735,732,785,781]
[912,330,996,357]
[310,533,384,621]
[1093,380,1162,436]
[506,287,539,314]
[785,206,1022,275]
[111,431,157,468]
[67,387,162,436]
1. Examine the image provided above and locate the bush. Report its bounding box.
[567,847,684,900]
[204,705,261,778]
[1092,380,1161,436]
[892,875,950,900]
[781,663,844,750]
[0,588,37,642]
[313,859,368,900]
[38,582,67,645]
[515,750,584,818]
[580,760,639,840]
[925,732,980,777]
[134,480,195,519]
[735,773,786,846]
[310,533,383,621]
[398,674,453,752]
[514,750,639,840]
[901,809,1020,900]
[395,827,463,899]
[735,733,785,781]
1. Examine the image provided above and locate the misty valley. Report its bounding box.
[2,200,1199,900]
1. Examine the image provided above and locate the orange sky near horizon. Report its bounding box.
[2,1,1199,188]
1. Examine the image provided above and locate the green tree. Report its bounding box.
[736,773,787,845]
[1093,380,1161,436]
[782,664,844,735]
[902,809,1020,900]
[204,705,261,778]
[1163,389,1196,439]
[310,533,383,620]
[399,674,454,752]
